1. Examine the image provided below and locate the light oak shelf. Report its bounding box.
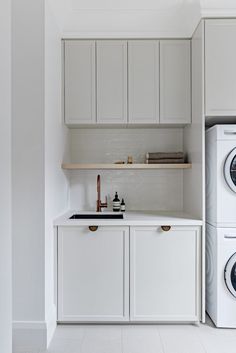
[61,163,192,170]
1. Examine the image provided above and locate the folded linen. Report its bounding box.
[146,158,185,164]
[146,152,184,160]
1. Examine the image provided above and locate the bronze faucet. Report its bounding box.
[96,174,108,212]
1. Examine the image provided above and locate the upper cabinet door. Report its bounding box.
[64,40,96,124]
[128,41,159,124]
[160,40,191,124]
[205,20,236,116]
[96,41,127,124]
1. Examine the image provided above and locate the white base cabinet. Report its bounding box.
[58,226,129,322]
[57,225,201,323]
[130,226,200,322]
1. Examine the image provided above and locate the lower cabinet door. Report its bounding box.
[58,226,129,322]
[130,226,200,322]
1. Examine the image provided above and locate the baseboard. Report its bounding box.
[13,305,57,352]
[13,321,47,352]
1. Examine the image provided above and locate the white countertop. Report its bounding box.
[54,210,203,226]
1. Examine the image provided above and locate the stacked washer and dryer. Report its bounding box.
[206,125,236,328]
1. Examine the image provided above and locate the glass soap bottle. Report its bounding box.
[113,192,121,212]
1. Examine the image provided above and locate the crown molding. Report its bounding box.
[201,8,236,17]
[62,31,192,39]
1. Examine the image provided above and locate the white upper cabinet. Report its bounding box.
[96,41,127,124]
[160,40,191,124]
[128,41,160,124]
[205,20,236,116]
[64,40,96,124]
[64,39,191,126]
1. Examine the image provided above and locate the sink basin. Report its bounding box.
[69,213,124,220]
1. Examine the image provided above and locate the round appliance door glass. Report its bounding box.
[224,147,236,192]
[224,253,236,298]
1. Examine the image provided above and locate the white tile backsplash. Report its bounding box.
[68,128,184,211]
[69,170,183,211]
[70,128,183,163]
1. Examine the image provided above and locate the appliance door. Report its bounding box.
[224,252,236,297]
[224,147,236,193]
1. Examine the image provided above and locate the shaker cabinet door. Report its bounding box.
[58,226,129,322]
[96,41,127,124]
[205,20,236,116]
[128,40,159,124]
[130,226,200,322]
[160,40,191,124]
[64,40,96,124]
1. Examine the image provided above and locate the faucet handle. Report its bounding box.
[101,196,108,208]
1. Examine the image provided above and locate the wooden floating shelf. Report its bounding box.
[62,163,192,170]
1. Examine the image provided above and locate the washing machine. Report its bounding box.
[206,224,236,328]
[206,125,236,327]
[206,125,236,227]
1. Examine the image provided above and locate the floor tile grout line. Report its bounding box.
[79,327,89,353]
[156,326,166,353]
[121,325,124,353]
[194,325,209,353]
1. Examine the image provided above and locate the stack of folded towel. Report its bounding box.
[145,152,185,164]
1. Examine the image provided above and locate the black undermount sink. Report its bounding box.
[69,213,124,220]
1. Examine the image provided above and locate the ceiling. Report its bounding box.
[48,0,236,37]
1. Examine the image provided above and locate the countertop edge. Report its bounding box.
[54,210,203,227]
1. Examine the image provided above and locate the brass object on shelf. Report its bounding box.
[127,156,133,164]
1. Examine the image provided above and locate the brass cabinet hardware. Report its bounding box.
[89,226,98,232]
[161,225,171,232]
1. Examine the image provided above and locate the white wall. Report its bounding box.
[45,0,69,343]
[46,0,236,39]
[0,0,12,352]
[49,0,201,38]
[12,0,69,349]
[12,0,45,321]
[69,128,184,211]
[12,0,47,350]
[183,21,205,220]
[183,20,205,322]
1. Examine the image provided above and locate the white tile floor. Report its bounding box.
[16,316,236,353]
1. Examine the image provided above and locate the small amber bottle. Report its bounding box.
[120,198,126,212]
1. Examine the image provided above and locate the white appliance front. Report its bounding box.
[206,224,236,328]
[206,125,236,227]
